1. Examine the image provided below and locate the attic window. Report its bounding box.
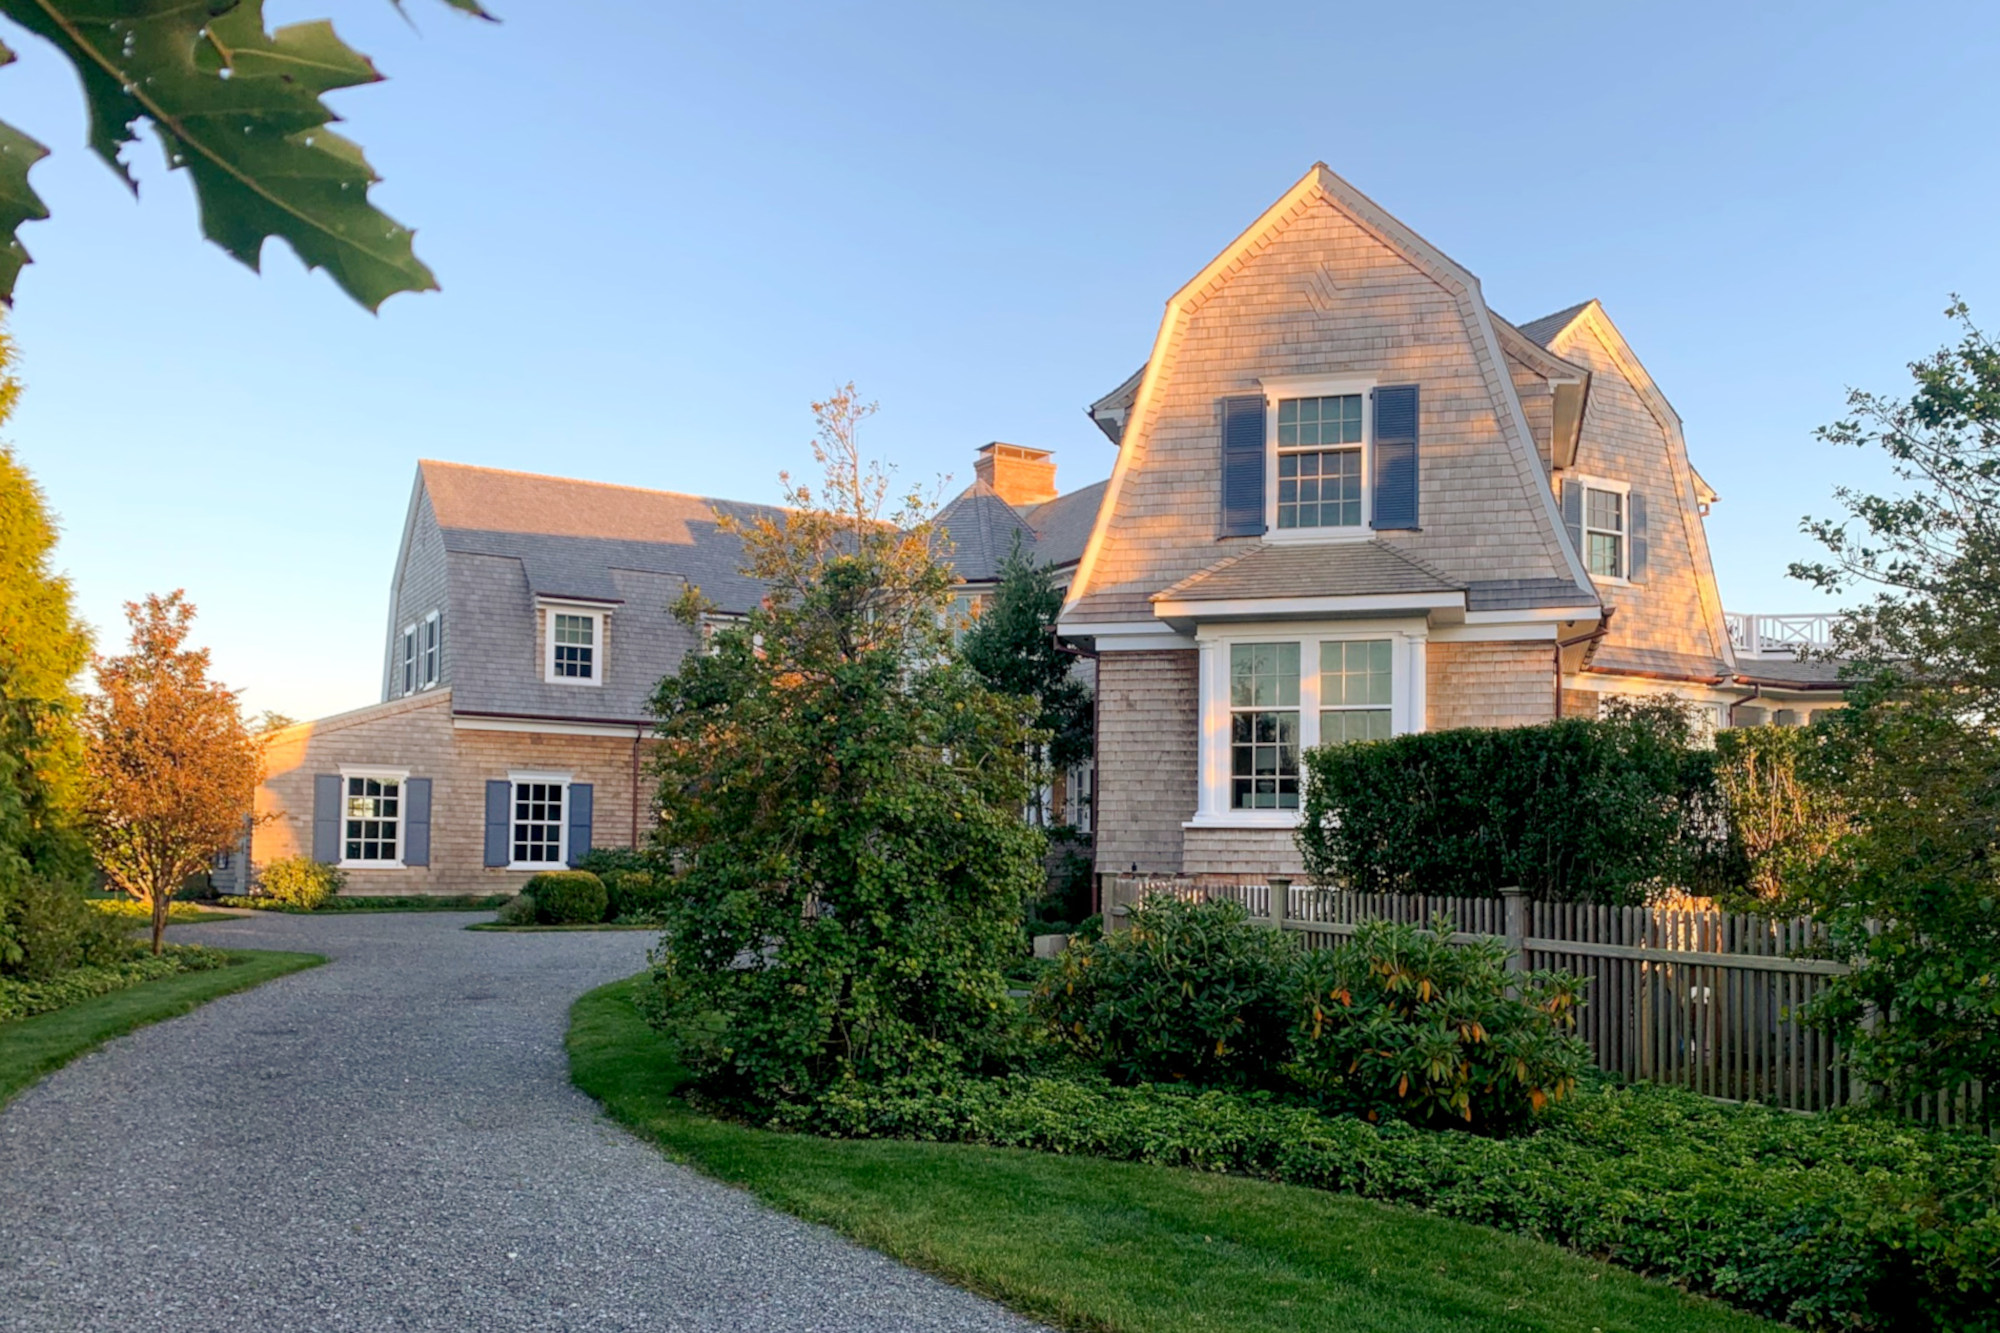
[1276,395,1365,530]
[543,606,606,685]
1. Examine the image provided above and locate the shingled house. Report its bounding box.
[1057,163,1842,884]
[236,449,1101,896]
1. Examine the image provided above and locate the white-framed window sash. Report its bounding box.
[1189,620,1428,828]
[1260,373,1377,543]
[421,611,441,687]
[507,770,570,869]
[399,624,418,696]
[1570,474,1631,584]
[541,603,608,686]
[339,765,409,867]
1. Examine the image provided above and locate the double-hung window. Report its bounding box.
[1275,394,1365,531]
[342,771,404,866]
[543,605,607,685]
[1570,476,1630,581]
[421,611,441,687]
[512,779,565,866]
[399,625,417,696]
[1200,632,1419,823]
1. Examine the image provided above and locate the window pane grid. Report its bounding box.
[512,781,564,864]
[422,615,440,686]
[1276,394,1363,530]
[1583,487,1625,578]
[1319,639,1393,748]
[1229,643,1300,810]
[552,613,595,679]
[343,776,400,862]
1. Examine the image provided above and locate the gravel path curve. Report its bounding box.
[0,913,1040,1333]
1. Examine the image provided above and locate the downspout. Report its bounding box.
[1727,682,1761,728]
[1553,609,1615,718]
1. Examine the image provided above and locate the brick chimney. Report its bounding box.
[975,443,1058,506]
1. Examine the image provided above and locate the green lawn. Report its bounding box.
[1,949,324,1106]
[569,976,1780,1333]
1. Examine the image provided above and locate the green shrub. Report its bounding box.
[525,870,606,924]
[1298,704,1731,903]
[494,893,537,925]
[1033,897,1298,1087]
[602,869,671,922]
[573,847,652,877]
[257,857,343,911]
[1289,917,1590,1131]
[1,875,128,980]
[780,1071,1998,1332]
[0,944,230,1022]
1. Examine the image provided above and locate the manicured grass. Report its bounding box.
[218,894,514,913]
[466,921,657,932]
[0,949,324,1106]
[568,976,1778,1333]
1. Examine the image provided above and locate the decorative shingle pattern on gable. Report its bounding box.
[1063,166,1593,627]
[1153,540,1462,603]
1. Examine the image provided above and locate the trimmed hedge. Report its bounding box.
[524,871,607,925]
[0,946,231,1023]
[775,1072,1999,1332]
[1298,709,1730,903]
[603,869,671,922]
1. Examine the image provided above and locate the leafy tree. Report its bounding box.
[0,324,94,975]
[82,591,259,954]
[645,387,1046,1109]
[1791,300,2000,1107]
[958,539,1092,773]
[0,0,489,309]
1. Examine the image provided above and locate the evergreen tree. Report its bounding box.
[959,540,1093,774]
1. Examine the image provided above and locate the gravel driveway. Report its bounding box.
[0,912,1039,1332]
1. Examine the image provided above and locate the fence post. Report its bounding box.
[1108,874,1138,932]
[1268,875,1291,931]
[1501,886,1527,973]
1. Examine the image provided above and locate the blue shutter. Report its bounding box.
[312,774,341,864]
[1561,479,1584,563]
[1627,490,1649,582]
[566,783,594,867]
[1370,384,1420,530]
[484,780,511,868]
[1219,395,1266,537]
[403,778,432,867]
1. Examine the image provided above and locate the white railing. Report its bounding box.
[1724,612,1842,659]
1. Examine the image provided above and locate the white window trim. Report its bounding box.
[420,610,441,689]
[1570,473,1631,586]
[399,624,418,696]
[1187,619,1428,829]
[542,604,608,687]
[336,765,410,869]
[505,769,572,871]
[1260,373,1377,544]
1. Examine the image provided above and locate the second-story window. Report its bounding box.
[1573,478,1629,580]
[400,625,417,695]
[1276,394,1365,530]
[421,612,441,687]
[544,606,606,685]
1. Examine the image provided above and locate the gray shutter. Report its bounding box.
[1219,395,1266,537]
[1627,489,1649,582]
[1561,480,1584,564]
[1369,384,1419,530]
[312,774,341,864]
[484,780,511,868]
[566,783,594,867]
[403,778,432,867]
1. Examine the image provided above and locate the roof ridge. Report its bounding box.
[420,458,778,513]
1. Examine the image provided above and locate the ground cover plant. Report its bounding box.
[572,976,1778,1333]
[89,899,236,925]
[0,944,227,1022]
[1,948,322,1104]
[217,892,514,913]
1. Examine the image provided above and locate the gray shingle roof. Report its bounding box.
[1587,645,1731,683]
[1466,578,1601,612]
[1154,540,1464,604]
[935,478,1107,583]
[1732,657,1855,687]
[1515,301,1593,349]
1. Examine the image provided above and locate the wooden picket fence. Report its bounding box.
[1107,875,1989,1129]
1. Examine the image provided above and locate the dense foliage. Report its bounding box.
[1037,899,1587,1131]
[1789,301,2000,1108]
[644,389,1044,1108]
[1297,702,1727,903]
[781,1070,1998,1333]
[82,592,261,954]
[256,856,342,911]
[573,849,673,921]
[958,542,1093,773]
[1035,896,1297,1087]
[0,944,229,1023]
[1290,918,1589,1131]
[0,0,490,308]
[1710,724,1848,910]
[523,870,607,925]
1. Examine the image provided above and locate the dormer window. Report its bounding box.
[543,604,607,685]
[1566,475,1631,582]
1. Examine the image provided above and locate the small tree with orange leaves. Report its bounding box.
[82,592,259,954]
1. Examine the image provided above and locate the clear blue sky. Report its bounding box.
[5,1,1995,721]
